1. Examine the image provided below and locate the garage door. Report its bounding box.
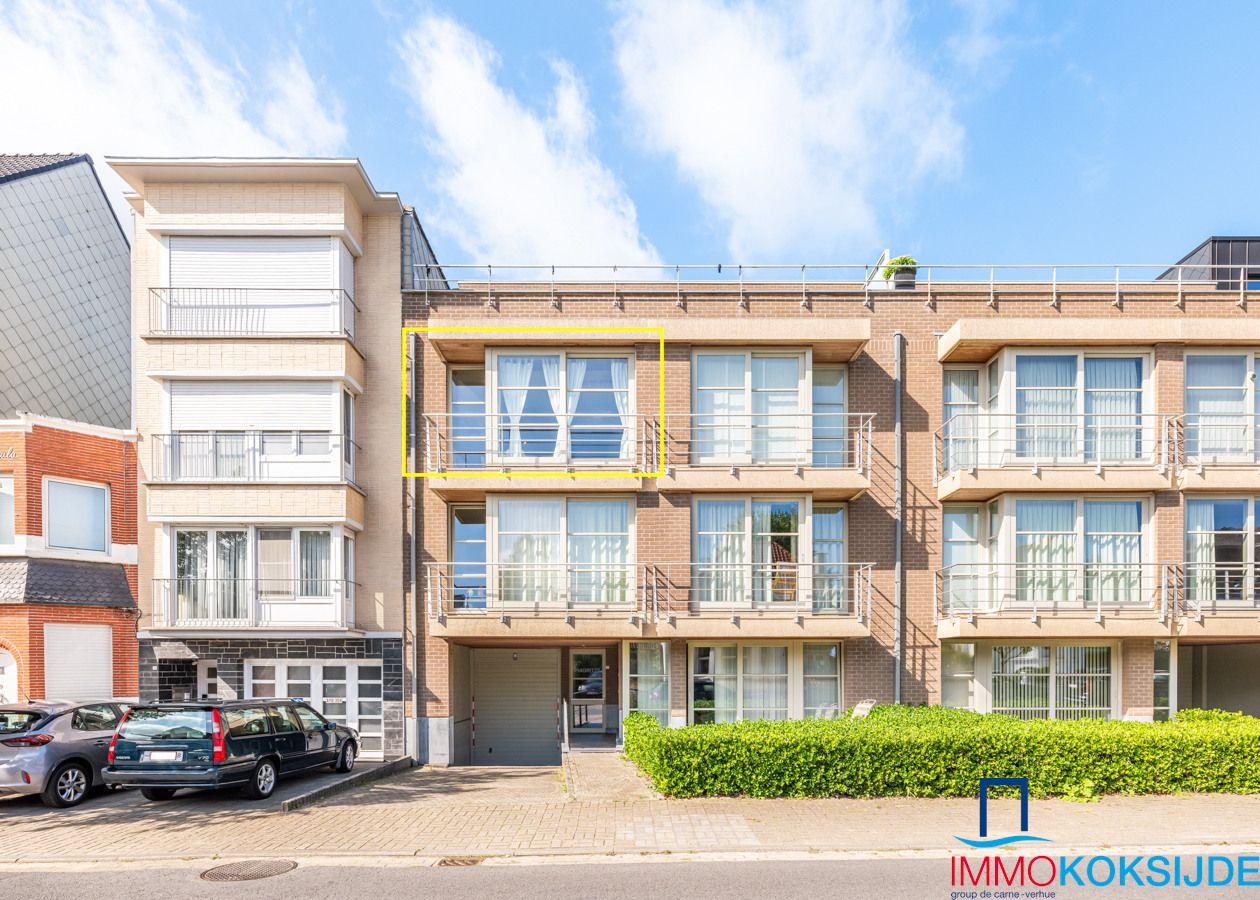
[43,624,113,700]
[471,649,560,765]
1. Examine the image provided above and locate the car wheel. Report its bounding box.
[42,761,90,808]
[243,759,278,800]
[332,742,356,773]
[140,787,178,801]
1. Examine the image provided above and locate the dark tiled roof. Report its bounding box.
[0,154,86,184]
[0,557,135,608]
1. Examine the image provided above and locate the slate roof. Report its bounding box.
[0,558,135,608]
[0,154,85,184]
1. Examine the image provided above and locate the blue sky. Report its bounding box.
[4,0,1260,268]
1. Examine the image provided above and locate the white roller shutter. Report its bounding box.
[43,624,113,701]
[170,381,333,431]
[471,649,560,765]
[169,237,333,288]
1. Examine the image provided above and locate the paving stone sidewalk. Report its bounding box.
[3,758,1260,862]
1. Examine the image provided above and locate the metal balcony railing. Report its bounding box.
[643,562,874,621]
[653,413,874,471]
[934,413,1172,480]
[148,287,358,340]
[933,562,1174,622]
[152,578,355,628]
[1179,413,1260,464]
[418,413,649,472]
[423,561,873,622]
[150,432,357,483]
[1182,563,1260,617]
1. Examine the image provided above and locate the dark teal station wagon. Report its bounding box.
[102,700,357,801]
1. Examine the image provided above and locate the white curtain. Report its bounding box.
[943,369,979,471]
[541,355,561,456]
[497,498,561,603]
[1016,356,1076,458]
[497,357,533,458]
[803,643,839,716]
[567,500,629,604]
[1185,500,1219,608]
[741,645,788,720]
[566,357,587,458]
[1085,358,1141,461]
[629,642,669,725]
[752,357,799,463]
[611,357,630,460]
[695,355,746,461]
[299,531,332,598]
[1016,500,1075,606]
[1084,501,1140,605]
[696,500,745,605]
[1186,356,1248,457]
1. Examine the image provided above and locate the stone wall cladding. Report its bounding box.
[405,286,1254,725]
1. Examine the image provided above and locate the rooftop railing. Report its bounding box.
[934,413,1173,480]
[148,287,358,339]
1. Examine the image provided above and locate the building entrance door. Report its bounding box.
[570,649,605,731]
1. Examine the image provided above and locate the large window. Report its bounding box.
[449,369,487,469]
[493,497,632,605]
[176,528,247,621]
[1185,498,1249,607]
[490,351,632,463]
[690,642,840,723]
[628,642,670,726]
[450,506,487,609]
[941,643,975,709]
[0,475,12,545]
[1185,355,1252,458]
[45,478,109,552]
[693,351,842,465]
[991,645,1113,720]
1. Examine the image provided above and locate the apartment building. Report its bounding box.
[0,414,138,703]
[110,158,440,760]
[406,256,1260,764]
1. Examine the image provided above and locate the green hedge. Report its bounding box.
[622,706,1260,799]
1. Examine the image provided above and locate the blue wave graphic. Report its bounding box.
[953,834,1053,849]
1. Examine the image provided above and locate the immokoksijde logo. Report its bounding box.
[953,777,1052,849]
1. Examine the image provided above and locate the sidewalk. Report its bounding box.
[3,761,1260,863]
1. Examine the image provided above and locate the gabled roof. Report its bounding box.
[0,153,87,185]
[0,558,135,608]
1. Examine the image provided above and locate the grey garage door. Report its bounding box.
[471,649,560,765]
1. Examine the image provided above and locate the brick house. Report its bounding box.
[0,415,139,702]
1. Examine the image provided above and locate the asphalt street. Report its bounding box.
[5,857,1260,900]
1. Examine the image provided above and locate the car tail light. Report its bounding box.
[108,710,129,764]
[1,733,54,748]
[211,708,226,762]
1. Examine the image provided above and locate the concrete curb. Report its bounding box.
[280,756,414,813]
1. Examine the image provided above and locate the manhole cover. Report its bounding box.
[200,859,298,882]
[437,857,483,867]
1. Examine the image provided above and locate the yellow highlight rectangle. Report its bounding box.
[402,325,666,478]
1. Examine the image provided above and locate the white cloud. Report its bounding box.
[0,0,347,221]
[613,0,965,260]
[398,13,660,268]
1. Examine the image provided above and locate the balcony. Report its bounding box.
[654,413,874,498]
[148,287,357,340]
[150,432,357,484]
[424,561,872,639]
[1178,414,1260,490]
[151,578,355,631]
[934,562,1174,639]
[934,413,1173,500]
[417,413,650,495]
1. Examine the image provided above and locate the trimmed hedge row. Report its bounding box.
[622,706,1260,799]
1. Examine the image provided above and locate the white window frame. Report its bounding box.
[166,525,345,601]
[685,640,842,724]
[1183,349,1258,462]
[973,640,1120,720]
[243,659,385,757]
[978,348,1154,466]
[623,640,671,727]
[1184,495,1255,607]
[485,495,637,606]
[690,348,823,465]
[0,474,13,546]
[447,365,488,470]
[43,476,110,556]
[484,348,636,466]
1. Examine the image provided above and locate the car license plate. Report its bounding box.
[145,750,183,762]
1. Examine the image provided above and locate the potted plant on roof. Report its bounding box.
[883,255,918,290]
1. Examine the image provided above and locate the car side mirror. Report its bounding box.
[325,722,337,731]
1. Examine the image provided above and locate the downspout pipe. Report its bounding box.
[893,330,904,705]
[408,331,420,761]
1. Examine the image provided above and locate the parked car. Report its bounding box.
[102,699,357,801]
[0,700,131,808]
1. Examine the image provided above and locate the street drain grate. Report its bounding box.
[200,859,298,882]
[437,857,483,867]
